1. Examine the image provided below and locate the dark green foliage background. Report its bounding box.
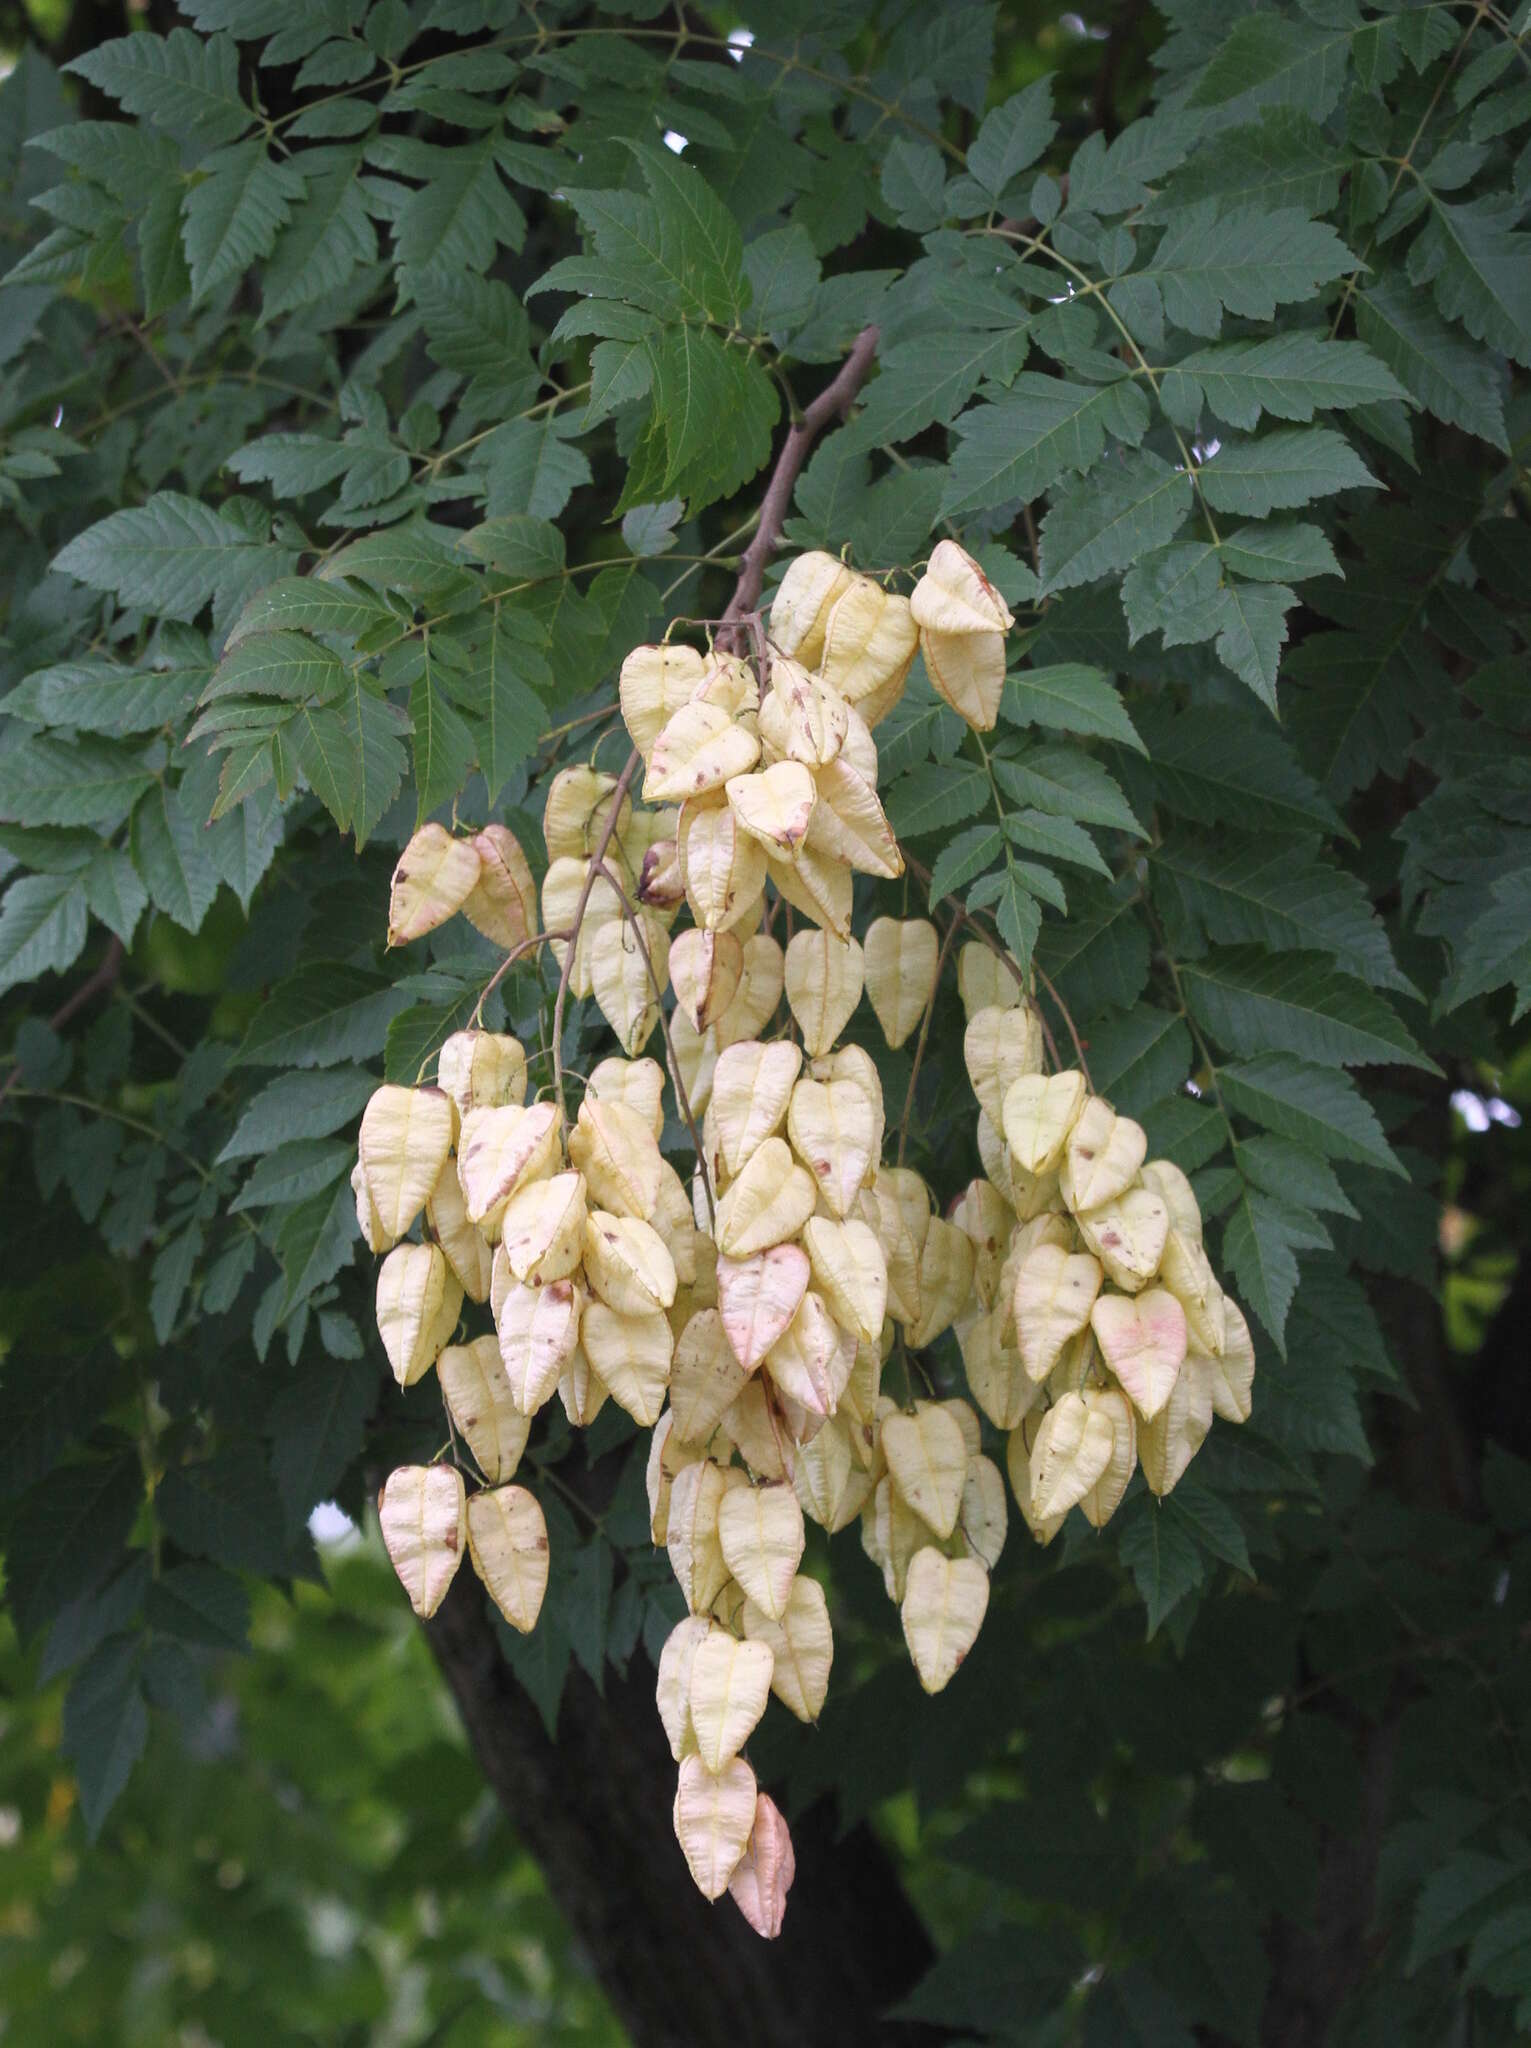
[0,0,1529,2041]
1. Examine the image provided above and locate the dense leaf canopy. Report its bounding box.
[0,1,1529,2042]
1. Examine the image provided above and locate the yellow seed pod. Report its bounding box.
[1002,1069,1088,1176]
[438,1336,531,1483]
[426,1155,493,1303]
[769,550,854,664]
[783,928,863,1058]
[496,1275,582,1414]
[791,1411,853,1527]
[964,1004,1045,1129]
[569,1093,663,1219]
[901,1547,989,1694]
[542,765,629,863]
[678,794,768,934]
[581,1300,673,1425]
[358,1084,455,1243]
[457,1102,560,1232]
[670,1009,720,1119]
[437,1031,527,1119]
[558,1344,609,1429]
[940,1394,982,1460]
[490,1243,512,1320]
[653,1160,701,1287]
[974,1110,1016,1207]
[959,1306,1038,1431]
[1090,1287,1188,1421]
[645,699,760,804]
[656,1612,711,1759]
[729,1791,796,1941]
[709,1040,803,1179]
[638,834,687,916]
[1077,1182,1170,1294]
[379,1464,466,1618]
[1076,1387,1138,1529]
[673,1752,758,1902]
[589,914,667,1057]
[1028,1390,1116,1523]
[1014,1242,1104,1384]
[669,927,744,1033]
[805,758,903,879]
[646,1411,695,1543]
[1139,1356,1215,1497]
[694,650,759,718]
[1156,1227,1224,1350]
[1141,1158,1203,1244]
[462,824,539,952]
[586,1054,666,1141]
[717,1480,805,1622]
[1201,1295,1255,1423]
[541,855,621,998]
[725,760,817,858]
[583,1211,678,1316]
[669,1307,751,1446]
[766,1290,855,1417]
[760,656,848,766]
[715,1137,817,1258]
[864,917,939,1050]
[910,539,1015,733]
[466,1485,549,1633]
[712,933,784,1048]
[957,942,1022,1019]
[741,1575,832,1722]
[718,1245,811,1373]
[908,1216,976,1348]
[1004,1416,1065,1545]
[1061,1097,1148,1214]
[387,823,481,947]
[376,1243,460,1387]
[949,1178,1012,1310]
[819,579,918,720]
[500,1169,587,1285]
[763,843,852,940]
[802,1216,887,1345]
[686,1627,775,1774]
[787,1077,878,1220]
[882,1403,969,1539]
[619,641,709,758]
[720,1376,787,1481]
[667,1458,743,1612]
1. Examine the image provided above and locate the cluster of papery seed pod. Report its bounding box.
[350,537,1151,1937]
[945,955,1255,1538]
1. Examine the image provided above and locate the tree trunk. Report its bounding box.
[426,1569,939,2048]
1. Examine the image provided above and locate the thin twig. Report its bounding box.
[592,859,715,1229]
[1032,960,1091,1085]
[471,928,566,1029]
[719,325,881,645]
[0,936,124,1111]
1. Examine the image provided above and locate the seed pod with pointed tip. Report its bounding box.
[726,760,817,858]
[964,1004,1045,1130]
[466,1484,550,1632]
[709,1040,803,1179]
[958,941,1022,1018]
[426,1156,493,1303]
[864,917,939,1050]
[380,1464,466,1618]
[901,1547,990,1694]
[388,824,481,947]
[438,1336,531,1483]
[763,843,853,940]
[589,913,668,1056]
[819,579,918,723]
[782,929,863,1057]
[909,539,1015,732]
[728,1793,796,1939]
[669,926,744,1033]
[645,699,761,804]
[569,1095,663,1218]
[376,1243,461,1387]
[586,1054,666,1140]
[768,549,854,665]
[463,824,538,951]
[357,1084,454,1242]
[673,1752,758,1901]
[581,1301,673,1426]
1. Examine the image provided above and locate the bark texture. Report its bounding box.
[426,1569,939,2048]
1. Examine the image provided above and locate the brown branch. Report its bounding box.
[720,325,881,644]
[592,857,715,1229]
[0,935,125,1111]
[470,927,568,1031]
